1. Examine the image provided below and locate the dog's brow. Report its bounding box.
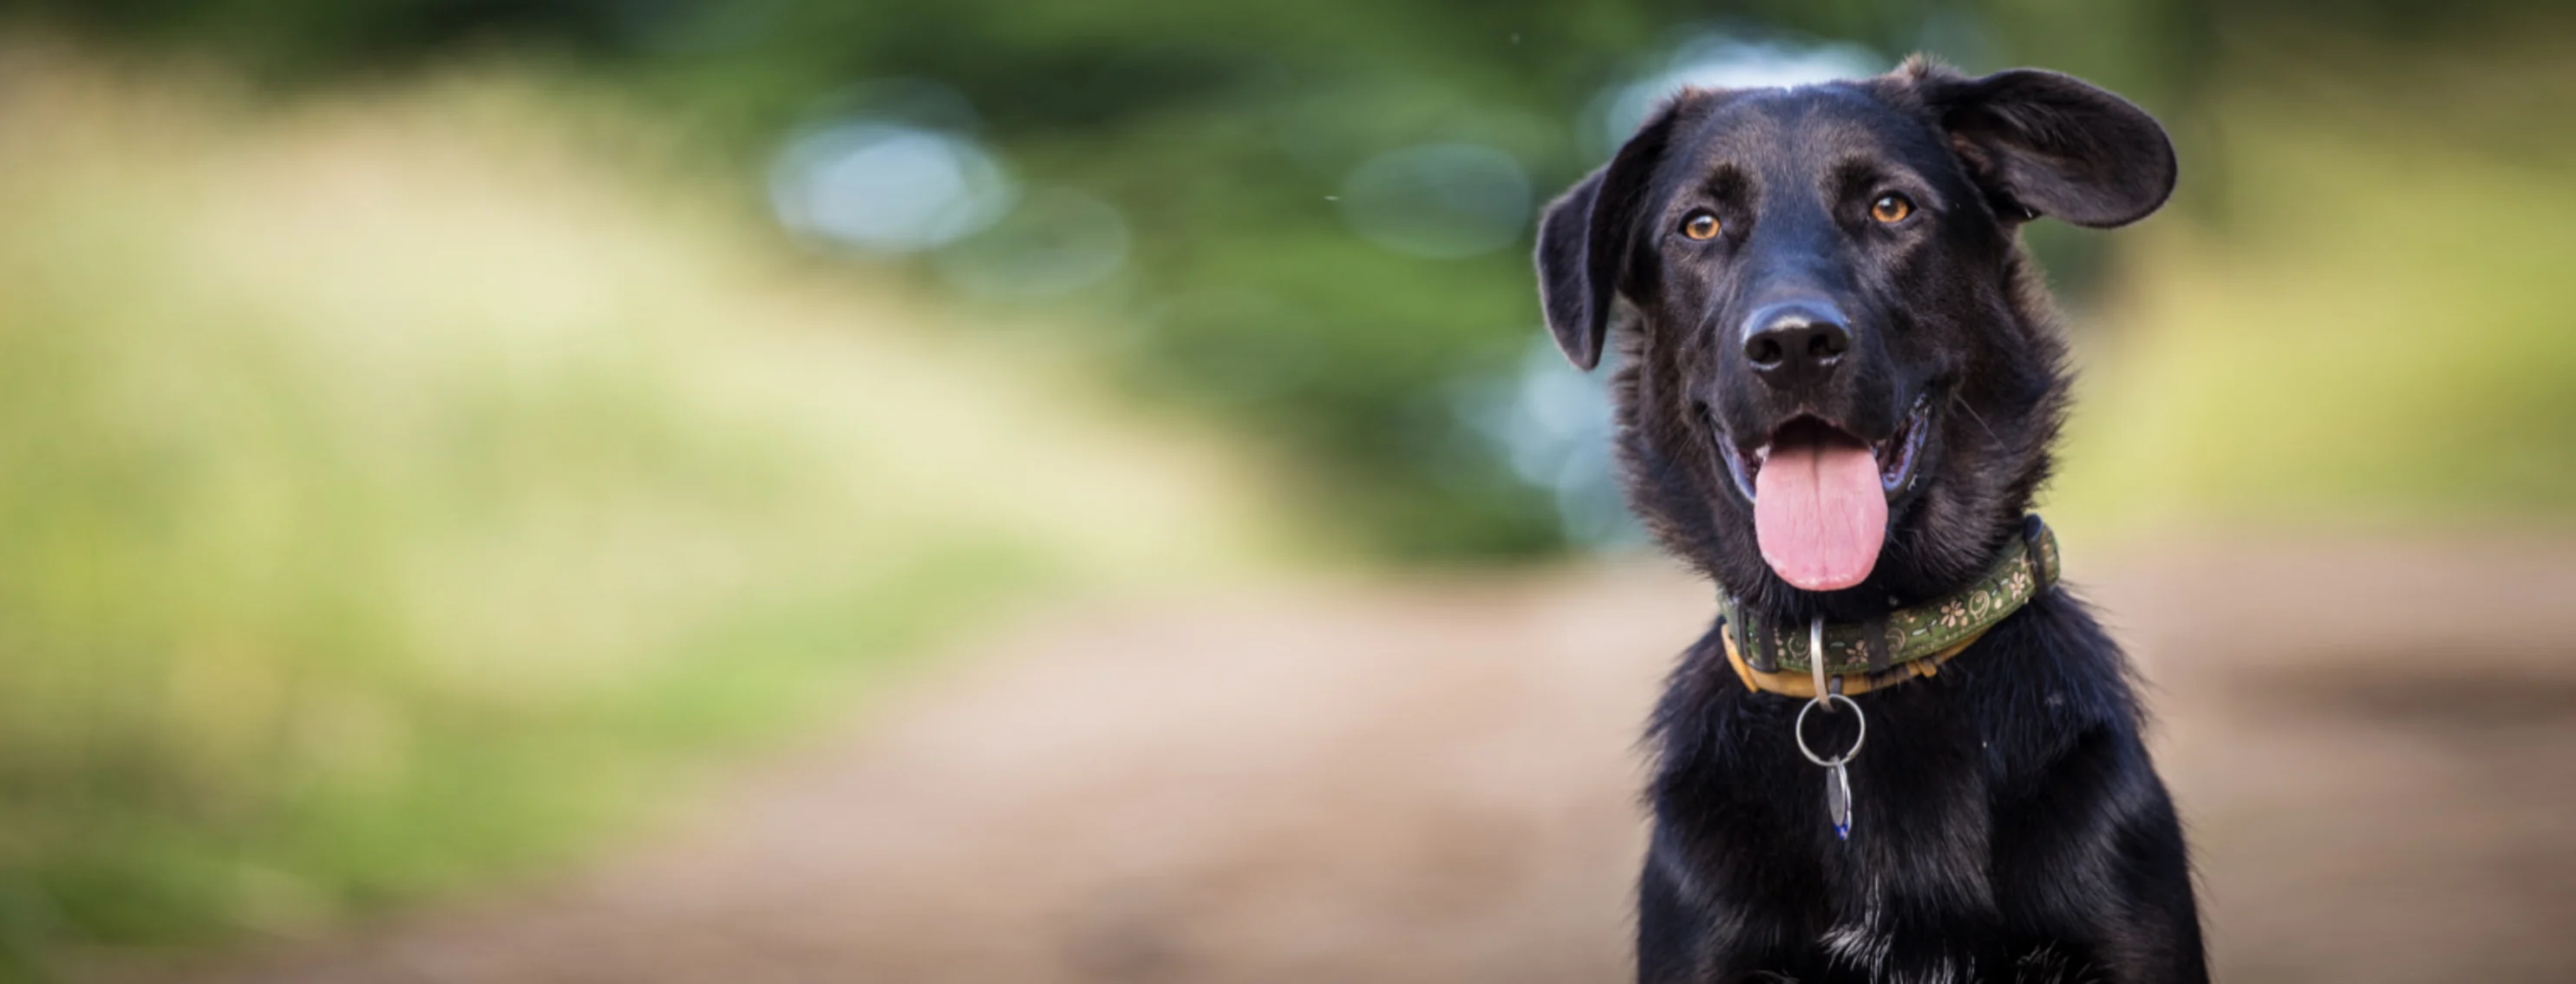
[1691,163,1749,203]
[1826,156,1887,195]
[1827,154,1944,211]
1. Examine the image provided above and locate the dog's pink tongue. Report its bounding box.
[1753,430,1887,591]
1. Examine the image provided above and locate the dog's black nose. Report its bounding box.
[1742,302,1851,391]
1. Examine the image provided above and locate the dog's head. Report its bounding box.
[1536,59,2174,614]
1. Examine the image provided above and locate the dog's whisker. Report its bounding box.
[1952,389,2002,449]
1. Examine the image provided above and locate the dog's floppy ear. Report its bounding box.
[1912,64,2176,228]
[1535,101,1687,371]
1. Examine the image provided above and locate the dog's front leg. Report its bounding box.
[2072,784,2209,984]
[1636,845,1801,984]
[1999,729,2209,984]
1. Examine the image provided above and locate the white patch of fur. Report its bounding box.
[1899,955,1973,984]
[1818,888,1891,976]
[1819,902,1979,984]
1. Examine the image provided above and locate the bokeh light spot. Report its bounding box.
[769,121,1016,253]
[1589,36,1883,154]
[1337,143,1532,259]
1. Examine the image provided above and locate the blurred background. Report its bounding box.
[0,0,2570,981]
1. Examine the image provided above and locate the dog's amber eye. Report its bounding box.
[1680,212,1720,240]
[1870,194,1914,224]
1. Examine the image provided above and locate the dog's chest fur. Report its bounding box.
[1644,594,2151,982]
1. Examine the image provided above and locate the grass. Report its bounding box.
[0,47,1284,976]
[2048,42,2576,545]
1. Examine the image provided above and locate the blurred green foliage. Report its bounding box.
[0,62,1270,976]
[2054,32,2576,536]
[0,0,2220,556]
[10,0,2557,556]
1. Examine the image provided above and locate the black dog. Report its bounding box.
[1533,58,2205,982]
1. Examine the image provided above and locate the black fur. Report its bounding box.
[1533,58,2204,982]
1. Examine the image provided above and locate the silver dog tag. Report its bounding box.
[1796,623,1863,843]
[1825,761,1853,841]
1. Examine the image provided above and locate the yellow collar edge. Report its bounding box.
[1720,623,1992,698]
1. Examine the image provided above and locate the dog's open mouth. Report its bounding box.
[1718,398,1931,591]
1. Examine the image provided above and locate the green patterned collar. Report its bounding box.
[1721,515,2061,677]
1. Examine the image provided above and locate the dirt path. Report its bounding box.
[100,541,2576,983]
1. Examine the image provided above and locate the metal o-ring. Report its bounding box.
[1795,693,1866,766]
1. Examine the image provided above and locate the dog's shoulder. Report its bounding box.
[1947,589,2161,798]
